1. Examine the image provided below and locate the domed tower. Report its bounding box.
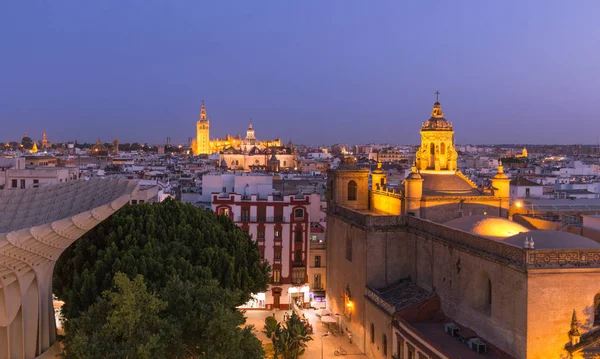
[491,161,510,199]
[404,162,423,216]
[371,153,387,190]
[328,157,369,210]
[415,91,458,172]
[195,101,210,155]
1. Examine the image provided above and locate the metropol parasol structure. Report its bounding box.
[0,178,138,359]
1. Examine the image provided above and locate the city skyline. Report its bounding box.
[2,1,600,145]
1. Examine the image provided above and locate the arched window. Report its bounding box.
[594,293,600,326]
[370,323,375,343]
[347,180,357,201]
[382,334,387,357]
[294,208,304,218]
[430,142,435,155]
[441,142,446,155]
[473,272,492,315]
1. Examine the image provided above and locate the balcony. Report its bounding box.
[310,242,326,250]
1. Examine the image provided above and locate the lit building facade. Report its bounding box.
[325,96,600,359]
[191,101,283,155]
[192,101,210,155]
[207,174,319,310]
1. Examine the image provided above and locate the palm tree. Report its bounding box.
[264,312,313,359]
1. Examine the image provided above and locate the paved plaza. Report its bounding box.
[245,309,367,359]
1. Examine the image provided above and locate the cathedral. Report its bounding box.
[191,101,283,155]
[326,96,600,359]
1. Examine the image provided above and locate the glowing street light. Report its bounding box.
[515,201,522,208]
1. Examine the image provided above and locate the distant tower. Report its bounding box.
[371,153,387,190]
[41,131,50,149]
[113,137,119,156]
[195,101,210,155]
[415,91,458,171]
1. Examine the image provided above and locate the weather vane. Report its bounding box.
[435,89,440,102]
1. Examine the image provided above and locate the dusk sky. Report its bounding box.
[1,1,599,146]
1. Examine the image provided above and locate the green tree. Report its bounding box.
[21,136,33,149]
[263,312,312,359]
[62,273,172,359]
[54,200,270,358]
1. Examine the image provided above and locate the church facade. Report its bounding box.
[191,102,283,155]
[326,98,600,359]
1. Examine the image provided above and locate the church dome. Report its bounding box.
[503,230,600,250]
[445,215,530,239]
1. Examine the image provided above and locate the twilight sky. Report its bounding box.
[1,1,599,146]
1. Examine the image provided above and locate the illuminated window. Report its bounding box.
[292,268,304,284]
[347,180,357,201]
[275,229,281,239]
[272,269,281,284]
[218,207,229,216]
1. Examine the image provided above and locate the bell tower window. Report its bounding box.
[347,180,357,201]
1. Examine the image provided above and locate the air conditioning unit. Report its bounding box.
[444,323,458,337]
[468,338,487,354]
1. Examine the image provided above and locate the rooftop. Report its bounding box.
[510,177,541,186]
[410,321,515,359]
[445,215,530,239]
[367,278,436,312]
[502,230,600,250]
[420,172,484,196]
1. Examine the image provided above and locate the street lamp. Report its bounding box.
[321,333,329,359]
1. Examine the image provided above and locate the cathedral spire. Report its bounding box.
[568,309,581,346]
[431,90,444,118]
[200,100,207,120]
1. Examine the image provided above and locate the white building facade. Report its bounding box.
[207,174,320,310]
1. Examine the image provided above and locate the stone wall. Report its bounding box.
[327,205,600,358]
[526,268,600,359]
[370,190,402,215]
[364,298,394,359]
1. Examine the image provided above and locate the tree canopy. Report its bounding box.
[54,199,270,358]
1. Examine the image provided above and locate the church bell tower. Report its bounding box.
[195,101,210,155]
[415,91,458,172]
